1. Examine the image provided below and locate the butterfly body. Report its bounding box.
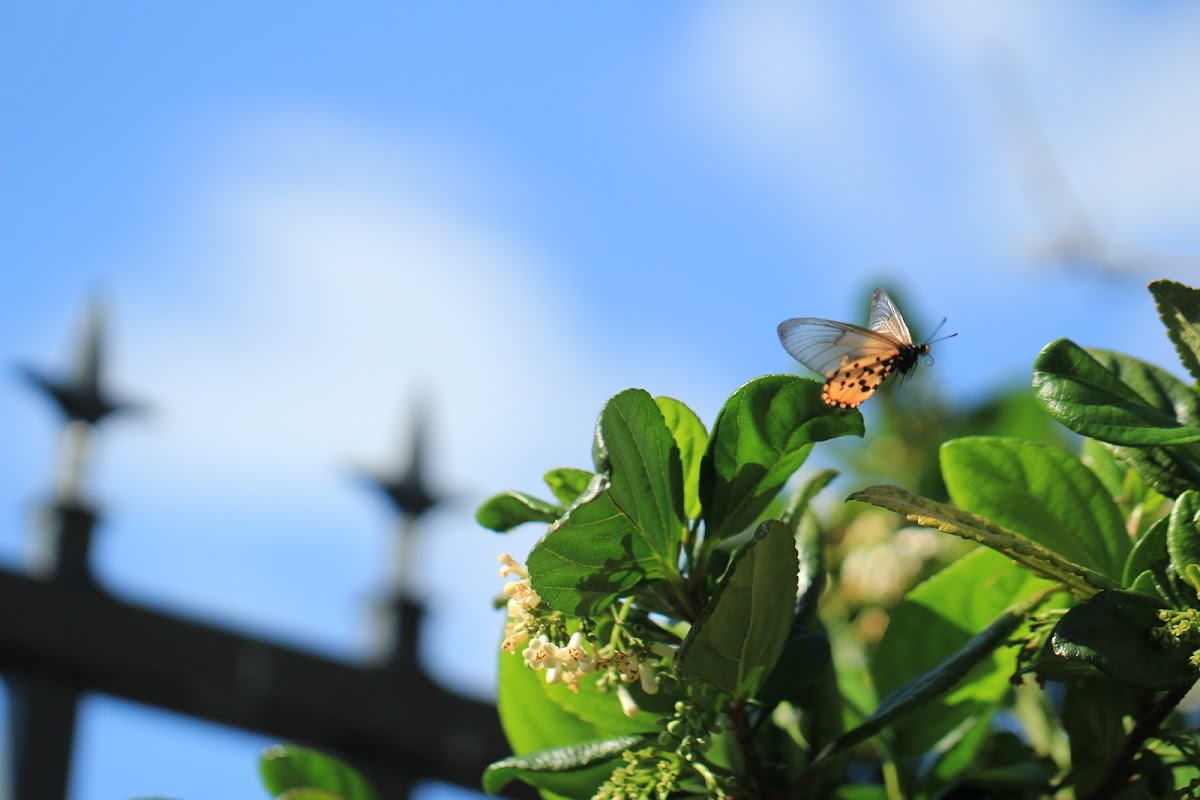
[778,289,949,409]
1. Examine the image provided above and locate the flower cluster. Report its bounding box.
[594,746,683,800]
[498,553,542,654]
[521,631,598,688]
[1154,608,1200,667]
[498,553,671,716]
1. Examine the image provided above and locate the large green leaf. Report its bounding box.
[527,486,664,616]
[511,634,669,737]
[482,736,644,798]
[476,491,562,533]
[1079,437,1126,501]
[1045,590,1197,690]
[655,396,708,520]
[494,631,659,798]
[1167,491,1200,596]
[1061,679,1138,797]
[1150,278,1200,382]
[818,582,1053,764]
[941,437,1129,581]
[849,485,1120,597]
[259,745,378,800]
[1107,443,1200,499]
[868,548,1054,761]
[596,389,687,560]
[700,375,863,541]
[678,520,798,699]
[1032,339,1200,446]
[529,390,687,615]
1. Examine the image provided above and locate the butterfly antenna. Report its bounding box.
[923,317,959,346]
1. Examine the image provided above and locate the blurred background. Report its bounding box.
[3,2,1200,798]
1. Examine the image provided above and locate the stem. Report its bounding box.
[1082,681,1196,800]
[731,702,776,800]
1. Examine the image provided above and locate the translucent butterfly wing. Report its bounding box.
[776,318,906,378]
[867,288,913,344]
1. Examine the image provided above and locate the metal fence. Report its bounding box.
[6,300,519,799]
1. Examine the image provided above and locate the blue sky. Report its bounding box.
[5,3,1200,798]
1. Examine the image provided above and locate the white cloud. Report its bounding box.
[113,111,596,497]
[665,1,881,196]
[81,109,639,695]
[666,1,1200,277]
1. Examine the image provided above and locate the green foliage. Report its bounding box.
[475,279,1200,798]
[258,745,377,800]
[676,520,797,699]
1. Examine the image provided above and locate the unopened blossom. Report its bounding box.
[616,684,639,717]
[497,553,529,580]
[639,664,659,695]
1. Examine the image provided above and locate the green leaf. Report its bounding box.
[597,389,687,565]
[1168,491,1200,596]
[499,626,667,739]
[1080,438,1126,501]
[817,580,1054,764]
[277,791,345,800]
[495,642,656,799]
[1062,679,1138,797]
[1087,347,1200,423]
[700,375,863,541]
[476,491,562,533]
[1124,517,1168,590]
[544,468,596,505]
[498,644,600,755]
[1045,590,1197,690]
[528,390,688,616]
[1106,443,1200,499]
[849,485,1120,597]
[779,469,839,534]
[655,396,708,520]
[482,736,643,797]
[678,520,798,699]
[1032,339,1200,445]
[527,486,664,616]
[259,745,377,800]
[1130,569,1161,600]
[941,437,1129,581]
[1150,278,1200,382]
[867,548,1055,761]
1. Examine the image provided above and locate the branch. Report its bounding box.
[1082,680,1197,800]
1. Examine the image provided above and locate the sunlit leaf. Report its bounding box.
[701,375,863,541]
[477,491,561,533]
[259,745,377,800]
[1150,278,1200,382]
[482,736,643,797]
[849,485,1119,596]
[655,396,708,520]
[941,437,1129,581]
[1032,339,1200,446]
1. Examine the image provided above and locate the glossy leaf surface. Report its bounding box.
[700,375,863,541]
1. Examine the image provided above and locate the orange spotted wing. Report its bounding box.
[777,289,931,409]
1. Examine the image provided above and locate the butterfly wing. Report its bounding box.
[777,317,905,377]
[867,288,914,344]
[821,354,907,408]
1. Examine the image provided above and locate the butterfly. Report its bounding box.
[777,288,956,409]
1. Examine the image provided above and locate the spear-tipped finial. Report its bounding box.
[355,395,448,664]
[17,296,141,427]
[17,296,143,507]
[358,395,443,521]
